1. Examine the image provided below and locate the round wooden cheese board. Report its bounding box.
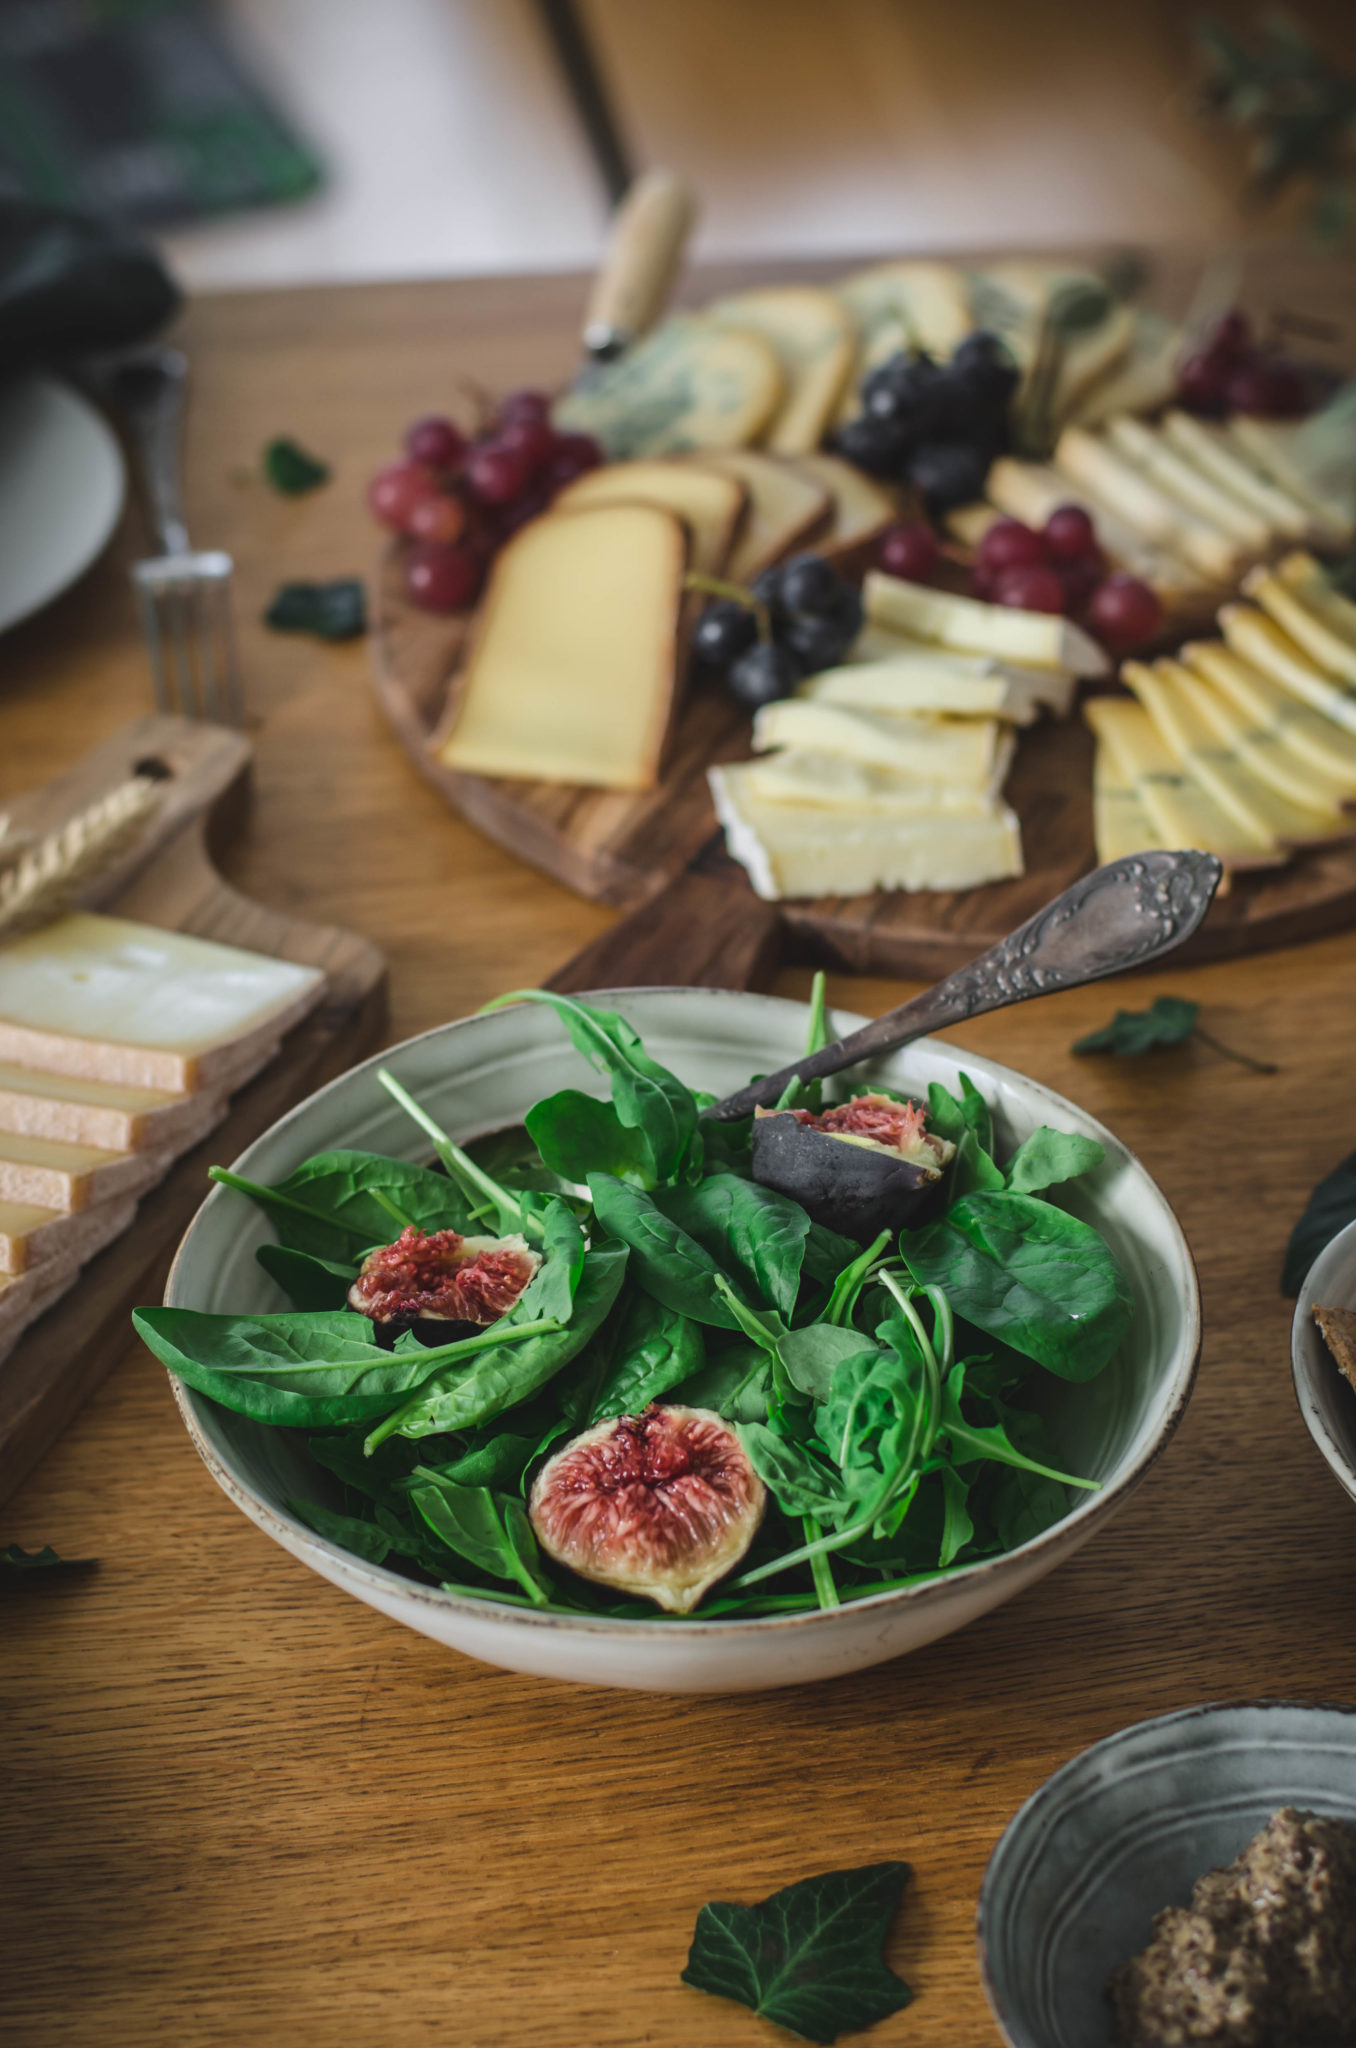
[372,546,1356,981]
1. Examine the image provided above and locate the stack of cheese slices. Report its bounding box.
[1087,553,1356,877]
[434,452,899,793]
[0,911,324,1365]
[959,389,1356,624]
[709,574,1108,901]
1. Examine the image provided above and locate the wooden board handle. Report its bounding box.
[582,168,696,358]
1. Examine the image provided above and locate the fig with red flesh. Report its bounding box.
[348,1227,540,1325]
[528,1404,766,1613]
[751,1093,955,1244]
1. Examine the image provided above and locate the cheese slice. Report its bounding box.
[983,457,1202,596]
[1244,560,1356,685]
[1125,659,1353,848]
[1182,640,1356,791]
[834,260,973,357]
[0,1130,173,1214]
[965,262,1110,387]
[694,450,829,581]
[1274,552,1356,648]
[1083,696,1286,869]
[1169,657,1356,813]
[553,460,745,576]
[1054,427,1244,583]
[750,700,1004,784]
[1160,413,1315,540]
[805,648,1073,723]
[863,570,1109,675]
[744,746,1011,816]
[552,315,783,458]
[0,913,323,1093]
[0,1060,225,1154]
[788,454,898,559]
[436,502,687,791]
[0,1190,138,1276]
[1218,605,1356,740]
[709,763,1023,900]
[1228,389,1356,545]
[1106,416,1272,552]
[1092,738,1164,865]
[1070,311,1182,430]
[705,288,855,456]
[1052,304,1137,428]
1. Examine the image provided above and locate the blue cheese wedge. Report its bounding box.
[552,316,784,458]
[705,287,855,455]
[1083,697,1286,870]
[1181,640,1356,792]
[750,700,1005,785]
[1219,605,1356,740]
[809,645,1074,722]
[708,763,1023,900]
[0,913,324,1093]
[1244,558,1356,686]
[863,571,1109,675]
[1170,656,1356,813]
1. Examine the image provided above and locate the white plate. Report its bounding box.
[0,371,126,636]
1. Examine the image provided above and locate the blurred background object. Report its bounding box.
[0,0,1352,292]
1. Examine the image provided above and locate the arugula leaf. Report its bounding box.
[1004,1127,1105,1196]
[1073,994,1198,1056]
[263,578,365,640]
[585,1290,704,1421]
[1,1543,96,1576]
[1282,1149,1356,1295]
[654,1172,811,1318]
[587,1176,744,1329]
[212,1150,474,1263]
[681,1861,913,2044]
[256,1242,356,1310]
[937,1463,974,1567]
[938,1367,1096,1490]
[263,436,331,494]
[407,1471,552,1603]
[486,990,701,1185]
[902,1192,1133,1380]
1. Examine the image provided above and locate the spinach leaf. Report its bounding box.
[986,1464,1073,1550]
[134,1305,558,1427]
[927,1073,993,1155]
[1282,1150,1356,1295]
[777,1323,879,1401]
[801,1219,860,1287]
[308,1429,431,1504]
[586,1291,704,1421]
[288,1497,401,1564]
[1073,994,1198,1056]
[374,1238,629,1440]
[211,1150,474,1262]
[263,578,365,640]
[256,1242,355,1311]
[738,1422,845,1521]
[263,436,330,494]
[463,1123,577,1199]
[407,1471,552,1603]
[1004,1127,1105,1196]
[424,1429,542,1492]
[654,1172,811,1318]
[526,1089,653,1186]
[515,1199,586,1323]
[587,1176,743,1329]
[681,1861,913,2046]
[669,1347,770,1424]
[951,1127,1004,1200]
[901,1192,1133,1380]
[487,989,701,1185]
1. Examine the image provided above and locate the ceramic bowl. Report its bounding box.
[1292,1215,1356,1506]
[978,1699,1356,2048]
[164,988,1200,1693]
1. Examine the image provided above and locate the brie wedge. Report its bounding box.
[750,700,1005,784]
[864,571,1109,675]
[804,649,1073,723]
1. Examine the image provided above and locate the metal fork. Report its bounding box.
[111,348,244,725]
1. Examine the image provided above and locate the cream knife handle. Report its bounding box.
[582,169,696,359]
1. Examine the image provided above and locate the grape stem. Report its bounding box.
[684,570,773,644]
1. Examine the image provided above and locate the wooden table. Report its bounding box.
[3,257,1356,2048]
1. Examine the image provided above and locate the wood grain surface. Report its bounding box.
[2,256,1356,2048]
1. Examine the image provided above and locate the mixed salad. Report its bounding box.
[134,985,1133,1621]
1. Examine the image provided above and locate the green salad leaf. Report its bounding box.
[263,436,330,494]
[1,1543,96,1577]
[263,578,365,640]
[682,1861,913,2044]
[1282,1149,1356,1295]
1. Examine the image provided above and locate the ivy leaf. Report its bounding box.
[264,578,366,641]
[681,1861,913,2045]
[1282,1150,1356,1296]
[263,436,331,495]
[1,1542,96,1577]
[1073,995,1198,1057]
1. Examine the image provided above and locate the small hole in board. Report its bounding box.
[132,756,174,781]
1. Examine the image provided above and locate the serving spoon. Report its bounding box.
[707,848,1223,1121]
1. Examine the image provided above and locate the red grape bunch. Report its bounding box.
[1176,310,1313,421]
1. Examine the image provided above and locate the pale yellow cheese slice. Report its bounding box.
[695,451,829,582]
[553,460,745,577]
[1181,641,1356,792]
[744,749,1007,817]
[983,456,1204,598]
[1160,414,1315,540]
[0,1191,138,1276]
[1092,738,1164,865]
[805,648,1073,723]
[705,287,855,455]
[1052,305,1137,428]
[1069,312,1182,430]
[0,1060,224,1154]
[1168,658,1356,814]
[1275,552,1356,648]
[1228,391,1356,545]
[0,1129,172,1214]
[1244,559,1356,685]
[709,763,1023,901]
[0,913,324,1093]
[788,454,899,559]
[1083,697,1286,869]
[1054,427,1244,584]
[1106,416,1272,552]
[1125,660,1352,848]
[750,700,1004,784]
[436,502,686,792]
[1218,606,1356,740]
[552,315,783,458]
[833,260,972,357]
[864,571,1109,675]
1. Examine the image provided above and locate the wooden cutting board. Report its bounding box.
[0,716,387,1509]
[373,545,1356,979]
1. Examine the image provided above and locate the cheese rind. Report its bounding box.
[750,700,1004,784]
[0,1130,173,1214]
[0,1191,138,1276]
[436,502,688,792]
[864,571,1109,675]
[552,316,783,458]
[709,764,1023,901]
[0,1060,225,1153]
[553,460,746,576]
[0,913,324,1092]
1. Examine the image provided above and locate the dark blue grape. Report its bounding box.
[906,439,993,511]
[777,553,840,617]
[727,639,802,709]
[692,600,757,668]
[783,583,863,670]
[832,416,910,478]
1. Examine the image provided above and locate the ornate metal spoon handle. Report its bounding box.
[708,849,1223,1120]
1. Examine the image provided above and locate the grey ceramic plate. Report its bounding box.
[1292,1214,1356,1506]
[978,1699,1356,2048]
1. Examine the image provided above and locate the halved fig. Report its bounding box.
[528,1404,766,1614]
[348,1227,540,1325]
[751,1093,955,1244]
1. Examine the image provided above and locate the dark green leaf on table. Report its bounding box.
[1282,1149,1356,1295]
[264,578,366,641]
[681,1860,913,2044]
[1073,995,1198,1057]
[1,1542,96,1577]
[263,436,331,495]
